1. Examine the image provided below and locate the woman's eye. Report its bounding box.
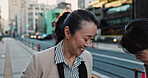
[84,39,88,42]
[91,38,94,41]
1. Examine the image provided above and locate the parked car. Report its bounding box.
[29,34,36,39]
[44,34,52,40]
[37,34,52,40]
[37,33,46,40]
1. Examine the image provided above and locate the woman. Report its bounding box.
[21,9,98,78]
[119,18,148,77]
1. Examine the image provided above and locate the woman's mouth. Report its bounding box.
[80,48,85,52]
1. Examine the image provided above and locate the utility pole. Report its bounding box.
[47,0,49,5]
[132,0,148,19]
[0,6,2,40]
[36,0,38,4]
[0,6,2,33]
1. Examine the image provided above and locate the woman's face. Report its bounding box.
[134,49,148,64]
[66,21,97,56]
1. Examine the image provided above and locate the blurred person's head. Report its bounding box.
[54,9,98,56]
[119,18,148,64]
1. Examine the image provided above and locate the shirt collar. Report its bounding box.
[55,40,85,64]
[55,40,65,64]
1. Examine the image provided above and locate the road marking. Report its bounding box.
[92,53,143,65]
[4,42,12,78]
[92,71,111,78]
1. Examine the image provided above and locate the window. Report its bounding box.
[107,4,131,14]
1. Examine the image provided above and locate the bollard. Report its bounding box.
[133,68,139,78]
[25,40,27,45]
[92,75,99,78]
[36,44,40,51]
[141,72,146,78]
[32,43,34,49]
[2,40,4,44]
[28,41,30,47]
[91,42,95,48]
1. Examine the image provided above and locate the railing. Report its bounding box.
[17,38,146,78]
[19,38,53,51]
[93,59,145,78]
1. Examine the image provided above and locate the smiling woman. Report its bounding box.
[21,9,99,78]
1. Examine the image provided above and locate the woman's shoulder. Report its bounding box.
[82,50,92,58]
[34,46,56,59]
[30,46,57,66]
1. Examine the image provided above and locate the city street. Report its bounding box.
[1,0,148,78]
[0,37,145,78]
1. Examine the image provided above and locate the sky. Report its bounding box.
[0,0,56,20]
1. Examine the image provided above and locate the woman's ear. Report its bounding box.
[64,26,71,39]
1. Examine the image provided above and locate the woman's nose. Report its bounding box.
[84,42,91,47]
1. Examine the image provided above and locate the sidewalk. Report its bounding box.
[0,38,37,78]
[0,39,5,78]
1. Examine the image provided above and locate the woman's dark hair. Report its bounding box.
[54,12,70,45]
[54,10,99,45]
[119,18,148,54]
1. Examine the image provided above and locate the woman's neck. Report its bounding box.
[62,40,76,67]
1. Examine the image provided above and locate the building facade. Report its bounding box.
[21,3,52,36]
[88,0,132,36]
[42,9,62,35]
[133,0,148,19]
[9,0,36,21]
[8,0,36,37]
[42,2,71,35]
[100,4,132,35]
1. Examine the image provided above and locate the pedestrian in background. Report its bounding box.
[119,18,148,77]
[21,9,98,78]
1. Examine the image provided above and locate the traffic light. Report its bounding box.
[8,27,11,30]
[26,24,29,27]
